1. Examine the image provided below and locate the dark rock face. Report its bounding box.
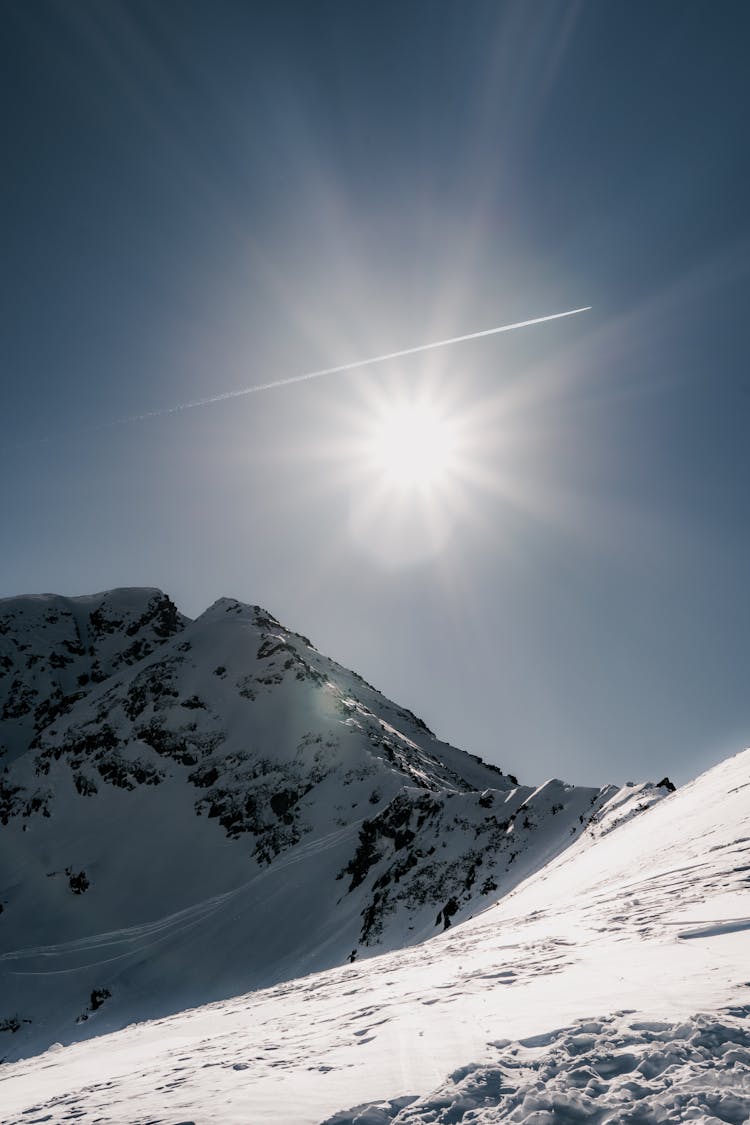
[66,868,90,895]
[75,988,112,1023]
[335,778,618,948]
[0,590,187,765]
[340,792,442,893]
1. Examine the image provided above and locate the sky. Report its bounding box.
[2,0,750,787]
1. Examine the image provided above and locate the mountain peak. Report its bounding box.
[199,596,285,632]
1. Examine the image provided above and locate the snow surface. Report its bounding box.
[1,746,747,1124]
[329,1009,750,1124]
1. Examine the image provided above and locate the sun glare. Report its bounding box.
[338,378,482,567]
[366,400,459,490]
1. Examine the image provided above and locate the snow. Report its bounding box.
[1,745,747,1124]
[339,1009,750,1124]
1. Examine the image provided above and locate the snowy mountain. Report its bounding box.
[1,740,747,1123]
[0,588,673,1066]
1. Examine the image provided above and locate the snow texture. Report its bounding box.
[325,1008,750,1124]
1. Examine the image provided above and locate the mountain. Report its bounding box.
[1,739,746,1123]
[0,588,672,1063]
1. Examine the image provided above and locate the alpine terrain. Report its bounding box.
[1,588,747,1125]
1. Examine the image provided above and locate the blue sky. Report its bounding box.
[2,0,749,785]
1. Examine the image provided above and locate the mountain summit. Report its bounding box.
[0,589,672,1060]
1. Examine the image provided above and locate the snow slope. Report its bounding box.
[0,589,664,1062]
[1,746,747,1124]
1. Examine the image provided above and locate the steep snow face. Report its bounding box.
[0,589,671,1061]
[0,748,746,1125]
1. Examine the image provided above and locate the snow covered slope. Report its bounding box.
[0,589,667,1062]
[0,747,746,1123]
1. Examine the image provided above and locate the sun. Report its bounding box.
[364,399,459,490]
[331,377,481,566]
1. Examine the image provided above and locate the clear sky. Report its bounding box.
[3,0,749,786]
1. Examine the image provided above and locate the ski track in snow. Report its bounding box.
[1,820,364,977]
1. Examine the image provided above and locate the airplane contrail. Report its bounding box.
[27,303,584,447]
[72,304,592,438]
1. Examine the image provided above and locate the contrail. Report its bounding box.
[125,305,591,423]
[37,305,591,443]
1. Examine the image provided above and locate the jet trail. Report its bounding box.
[99,305,592,431]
